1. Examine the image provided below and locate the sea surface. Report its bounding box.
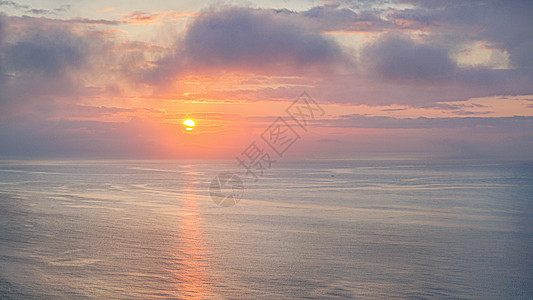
[0,159,532,299]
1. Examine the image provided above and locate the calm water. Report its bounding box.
[0,160,532,299]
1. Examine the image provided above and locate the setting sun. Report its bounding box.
[183,119,195,131]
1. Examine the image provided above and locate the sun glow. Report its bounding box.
[183,119,195,131]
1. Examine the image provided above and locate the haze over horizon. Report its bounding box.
[1,0,532,160]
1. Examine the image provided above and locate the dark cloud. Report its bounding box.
[0,14,3,40]
[274,4,390,32]
[4,31,84,76]
[26,9,48,15]
[143,3,533,106]
[8,15,120,26]
[0,14,10,89]
[0,15,119,118]
[0,14,174,159]
[381,108,407,112]
[391,0,533,68]
[347,27,533,105]
[247,64,533,106]
[0,116,165,159]
[0,1,71,15]
[0,14,5,84]
[422,102,488,110]
[361,33,455,82]
[54,4,71,13]
[453,110,493,116]
[0,0,28,10]
[186,7,343,66]
[146,6,350,84]
[324,1,533,70]
[329,114,533,130]
[64,17,119,25]
[323,0,393,10]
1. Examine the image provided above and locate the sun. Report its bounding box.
[183,119,195,131]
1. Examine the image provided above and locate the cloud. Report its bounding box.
[64,17,120,25]
[1,28,84,114]
[0,14,202,159]
[311,25,532,105]
[0,14,156,116]
[305,114,533,158]
[422,102,487,110]
[327,114,533,129]
[8,15,120,26]
[4,32,84,76]
[187,7,344,66]
[0,13,3,39]
[0,0,70,15]
[120,11,196,24]
[145,6,350,84]
[0,14,5,85]
[144,3,533,106]
[0,15,122,118]
[274,4,390,32]
[390,1,533,68]
[361,33,455,82]
[0,0,28,10]
[0,116,165,159]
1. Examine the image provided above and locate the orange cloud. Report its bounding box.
[121,11,197,24]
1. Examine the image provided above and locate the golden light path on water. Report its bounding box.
[171,166,212,298]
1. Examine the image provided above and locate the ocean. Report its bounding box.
[0,159,532,299]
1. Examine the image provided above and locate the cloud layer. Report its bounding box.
[0,1,532,159]
[361,33,455,82]
[143,3,533,106]
[146,6,351,84]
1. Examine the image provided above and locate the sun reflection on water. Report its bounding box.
[171,167,212,298]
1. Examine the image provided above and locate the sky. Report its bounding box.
[0,0,532,160]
